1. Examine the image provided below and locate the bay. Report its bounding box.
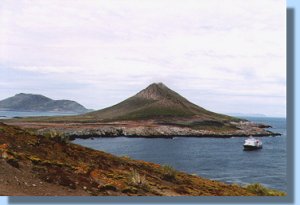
[0,111,287,191]
[74,117,287,192]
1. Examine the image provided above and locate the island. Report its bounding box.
[0,93,90,113]
[2,83,280,139]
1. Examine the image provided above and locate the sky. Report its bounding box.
[0,0,286,117]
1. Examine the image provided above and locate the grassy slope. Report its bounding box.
[0,123,284,196]
[86,83,237,122]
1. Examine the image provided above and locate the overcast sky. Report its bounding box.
[0,0,286,117]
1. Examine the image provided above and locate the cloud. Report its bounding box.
[0,0,286,117]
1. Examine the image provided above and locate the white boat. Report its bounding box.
[243,136,262,150]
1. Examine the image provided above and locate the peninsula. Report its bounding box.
[2,83,280,139]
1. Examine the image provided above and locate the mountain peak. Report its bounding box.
[15,93,30,96]
[13,93,51,101]
[148,82,166,88]
[136,82,172,100]
[58,82,235,122]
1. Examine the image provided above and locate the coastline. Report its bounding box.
[0,122,285,196]
[0,115,285,194]
[68,133,281,141]
[2,120,280,140]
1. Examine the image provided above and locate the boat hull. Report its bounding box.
[243,145,263,151]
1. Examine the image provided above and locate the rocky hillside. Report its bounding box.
[0,122,285,196]
[0,93,89,113]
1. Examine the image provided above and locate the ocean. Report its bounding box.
[74,117,287,192]
[0,111,287,192]
[0,110,78,119]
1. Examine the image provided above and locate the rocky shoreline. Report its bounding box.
[8,120,280,140]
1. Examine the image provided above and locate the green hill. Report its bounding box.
[85,82,236,122]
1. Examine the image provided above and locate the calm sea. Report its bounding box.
[0,111,287,191]
[74,117,287,192]
[0,110,78,119]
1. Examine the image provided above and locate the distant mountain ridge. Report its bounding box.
[226,113,267,117]
[0,93,89,113]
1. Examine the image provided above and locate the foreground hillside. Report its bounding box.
[0,123,284,196]
[0,93,89,113]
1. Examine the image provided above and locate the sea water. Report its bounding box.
[0,110,78,119]
[74,117,287,192]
